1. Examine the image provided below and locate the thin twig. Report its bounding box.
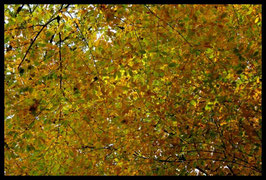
[17,4,69,70]
[227,165,236,176]
[232,5,240,27]
[144,4,218,68]
[196,166,209,176]
[17,16,58,70]
[144,5,193,47]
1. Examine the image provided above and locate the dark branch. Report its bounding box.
[15,4,24,17]
[196,166,209,176]
[17,16,58,70]
[27,4,32,14]
[144,5,193,47]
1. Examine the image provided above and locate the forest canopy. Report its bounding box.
[4,4,262,175]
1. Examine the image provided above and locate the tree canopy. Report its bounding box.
[4,4,262,176]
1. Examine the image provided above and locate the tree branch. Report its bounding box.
[144,4,218,68]
[17,4,68,70]
[17,16,58,70]
[227,165,236,176]
[144,5,193,47]
[15,4,24,17]
[196,166,209,176]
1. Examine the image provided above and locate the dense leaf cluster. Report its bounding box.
[4,4,261,175]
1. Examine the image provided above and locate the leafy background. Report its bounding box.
[4,4,261,175]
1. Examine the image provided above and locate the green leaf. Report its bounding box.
[190,100,196,107]
[168,62,177,68]
[206,48,213,54]
[253,51,259,57]
[205,105,211,111]
[139,50,146,54]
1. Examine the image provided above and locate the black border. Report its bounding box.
[2,1,264,177]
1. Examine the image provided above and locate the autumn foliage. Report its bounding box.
[4,4,261,175]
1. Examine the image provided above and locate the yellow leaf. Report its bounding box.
[256,77,260,84]
[220,122,227,126]
[173,121,177,127]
